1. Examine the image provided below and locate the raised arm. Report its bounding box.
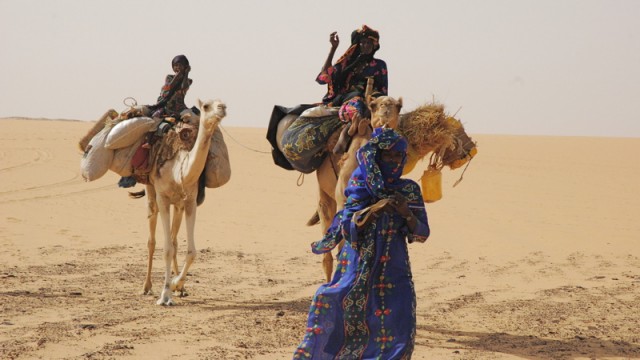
[151,68,190,110]
[321,32,340,72]
[179,65,191,89]
[317,32,340,85]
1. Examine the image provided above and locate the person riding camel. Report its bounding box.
[316,25,388,155]
[118,55,193,189]
[147,54,192,120]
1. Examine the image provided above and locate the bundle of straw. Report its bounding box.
[398,102,456,160]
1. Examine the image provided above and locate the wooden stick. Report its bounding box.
[78,109,118,152]
[364,76,374,104]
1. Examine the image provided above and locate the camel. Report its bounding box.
[141,99,227,305]
[274,95,403,282]
[314,95,404,282]
[275,95,476,283]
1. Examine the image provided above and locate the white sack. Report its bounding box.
[105,117,159,150]
[80,126,113,181]
[204,129,231,188]
[300,104,339,118]
[109,138,143,177]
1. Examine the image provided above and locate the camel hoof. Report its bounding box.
[157,287,176,306]
[170,277,185,292]
[142,282,153,295]
[156,296,176,306]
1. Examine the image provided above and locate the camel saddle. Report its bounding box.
[130,121,198,184]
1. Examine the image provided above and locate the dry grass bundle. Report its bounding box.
[398,102,456,159]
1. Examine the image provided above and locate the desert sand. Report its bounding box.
[0,118,639,360]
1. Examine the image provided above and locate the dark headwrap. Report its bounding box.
[172,54,190,67]
[350,25,380,53]
[334,25,380,72]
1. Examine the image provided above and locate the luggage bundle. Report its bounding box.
[79,106,230,188]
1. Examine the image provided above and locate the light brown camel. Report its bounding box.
[312,98,476,282]
[274,95,476,283]
[314,95,404,282]
[141,99,227,305]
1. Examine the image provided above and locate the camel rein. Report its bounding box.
[218,125,270,154]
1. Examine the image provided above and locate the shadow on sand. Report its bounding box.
[417,325,640,359]
[185,296,312,314]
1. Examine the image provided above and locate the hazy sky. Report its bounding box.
[1,0,639,137]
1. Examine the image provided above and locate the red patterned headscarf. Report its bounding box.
[334,25,380,67]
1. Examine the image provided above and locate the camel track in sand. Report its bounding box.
[0,148,52,172]
[0,144,115,203]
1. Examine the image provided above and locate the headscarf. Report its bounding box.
[355,127,408,199]
[352,25,380,49]
[172,54,190,67]
[335,25,380,67]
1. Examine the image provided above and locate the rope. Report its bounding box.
[297,172,305,186]
[328,153,339,180]
[218,125,270,154]
[123,97,138,107]
[453,157,473,188]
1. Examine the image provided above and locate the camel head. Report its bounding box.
[197,99,227,133]
[368,95,403,129]
[441,117,478,170]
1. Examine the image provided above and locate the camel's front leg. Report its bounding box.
[143,185,157,295]
[317,156,339,283]
[329,133,370,276]
[170,204,184,276]
[156,196,176,306]
[171,198,197,295]
[319,189,337,283]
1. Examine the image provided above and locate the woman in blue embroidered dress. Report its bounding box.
[317,25,388,155]
[294,128,430,360]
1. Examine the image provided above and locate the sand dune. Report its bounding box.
[0,118,638,359]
